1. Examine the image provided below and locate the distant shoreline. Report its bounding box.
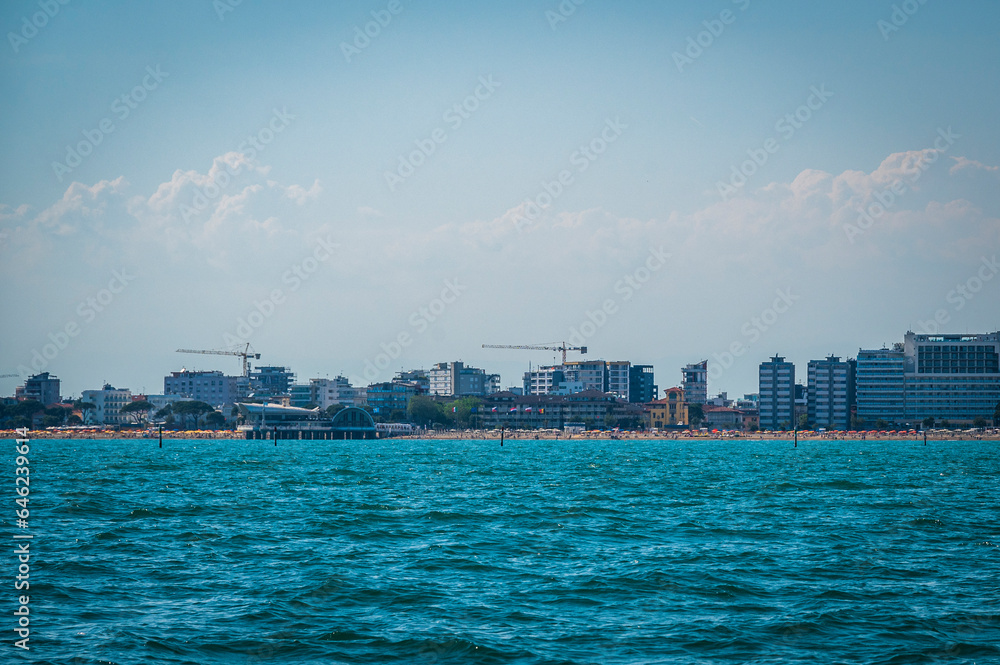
[3,429,997,442]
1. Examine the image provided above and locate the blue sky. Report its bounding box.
[2,0,999,398]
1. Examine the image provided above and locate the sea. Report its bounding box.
[8,437,1000,664]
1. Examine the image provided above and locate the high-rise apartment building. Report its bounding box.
[902,331,999,423]
[807,356,856,430]
[606,361,631,400]
[429,361,498,397]
[248,366,295,398]
[628,365,657,403]
[682,361,708,405]
[758,356,795,430]
[855,346,906,424]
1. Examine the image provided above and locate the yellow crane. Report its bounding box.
[176,343,260,378]
[482,342,587,365]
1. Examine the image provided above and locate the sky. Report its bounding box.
[2,0,999,399]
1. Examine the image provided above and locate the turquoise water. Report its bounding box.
[9,438,1000,664]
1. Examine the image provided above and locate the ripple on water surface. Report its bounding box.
[12,437,1000,664]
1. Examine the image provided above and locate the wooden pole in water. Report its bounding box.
[274,425,278,446]
[158,425,162,448]
[794,427,797,448]
[500,426,505,447]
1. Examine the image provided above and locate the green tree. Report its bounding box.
[14,400,44,418]
[875,419,889,430]
[77,401,97,424]
[170,401,216,429]
[994,402,1000,426]
[687,403,704,428]
[325,404,347,417]
[972,416,988,429]
[922,416,935,429]
[445,397,483,428]
[120,400,154,425]
[408,395,452,427]
[43,406,68,426]
[797,413,810,430]
[41,414,64,428]
[204,411,227,429]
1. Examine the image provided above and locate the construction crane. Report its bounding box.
[482,342,587,365]
[0,373,20,378]
[176,344,260,377]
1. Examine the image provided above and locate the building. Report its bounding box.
[236,403,376,440]
[606,361,631,400]
[135,394,185,420]
[901,331,1000,424]
[758,356,795,430]
[16,372,61,406]
[706,392,732,407]
[646,387,687,429]
[855,346,906,425]
[561,360,608,393]
[248,366,295,398]
[702,405,743,430]
[524,366,566,396]
[366,381,421,418]
[82,384,133,425]
[164,370,242,408]
[288,384,314,408]
[307,376,362,409]
[628,365,657,403]
[396,370,430,394]
[682,361,708,405]
[807,356,856,430]
[429,361,498,397]
[479,390,640,430]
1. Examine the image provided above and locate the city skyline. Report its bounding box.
[3,1,999,399]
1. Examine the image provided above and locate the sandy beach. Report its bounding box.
[4,428,997,441]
